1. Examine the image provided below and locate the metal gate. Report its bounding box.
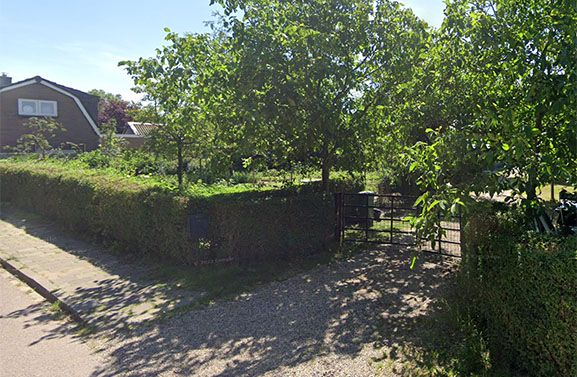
[335,192,462,258]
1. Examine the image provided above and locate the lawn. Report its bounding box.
[538,184,575,202]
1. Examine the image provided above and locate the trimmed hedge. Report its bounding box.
[0,161,336,265]
[462,209,577,376]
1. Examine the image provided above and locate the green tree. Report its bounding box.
[120,31,224,186]
[87,89,123,103]
[129,103,163,125]
[11,117,66,158]
[98,120,127,156]
[398,0,577,239]
[214,0,429,190]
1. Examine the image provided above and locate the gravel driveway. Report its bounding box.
[92,246,456,377]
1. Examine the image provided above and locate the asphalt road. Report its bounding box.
[0,268,105,377]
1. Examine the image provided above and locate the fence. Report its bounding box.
[335,192,461,258]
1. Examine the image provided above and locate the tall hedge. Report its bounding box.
[0,162,335,265]
[462,209,577,376]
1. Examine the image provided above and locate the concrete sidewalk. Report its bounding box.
[0,206,197,333]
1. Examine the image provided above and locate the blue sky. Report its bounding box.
[1,0,445,102]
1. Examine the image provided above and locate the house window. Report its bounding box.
[18,99,58,117]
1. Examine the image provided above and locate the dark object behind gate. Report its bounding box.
[335,192,461,258]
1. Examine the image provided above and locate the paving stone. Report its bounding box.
[0,207,199,333]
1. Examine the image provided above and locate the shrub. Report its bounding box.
[0,161,336,265]
[113,149,158,175]
[76,150,111,169]
[377,164,420,195]
[461,206,577,376]
[7,117,66,158]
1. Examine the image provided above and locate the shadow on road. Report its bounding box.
[0,205,456,376]
[0,206,198,332]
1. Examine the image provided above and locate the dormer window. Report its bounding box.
[18,99,58,117]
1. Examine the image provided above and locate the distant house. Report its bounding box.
[123,122,157,136]
[114,121,158,148]
[0,75,101,151]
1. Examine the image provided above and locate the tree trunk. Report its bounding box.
[321,142,331,192]
[321,160,330,192]
[527,112,545,202]
[177,142,184,187]
[526,165,537,201]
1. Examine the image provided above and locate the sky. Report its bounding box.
[0,0,446,102]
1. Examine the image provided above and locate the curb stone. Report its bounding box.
[0,256,86,325]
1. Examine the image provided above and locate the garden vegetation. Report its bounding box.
[1,0,575,375]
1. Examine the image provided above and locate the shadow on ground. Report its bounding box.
[90,247,456,376]
[0,205,457,376]
[0,269,89,347]
[0,206,198,332]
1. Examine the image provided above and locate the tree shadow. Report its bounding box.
[0,270,90,347]
[0,206,199,332]
[90,247,457,376]
[0,205,458,375]
[0,301,82,346]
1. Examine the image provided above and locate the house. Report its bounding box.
[114,121,158,148]
[0,75,101,151]
[123,121,157,136]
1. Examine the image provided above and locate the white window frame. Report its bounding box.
[18,99,58,117]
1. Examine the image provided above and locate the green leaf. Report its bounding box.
[410,255,417,270]
[428,200,440,211]
[414,193,427,207]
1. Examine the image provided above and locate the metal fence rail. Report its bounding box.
[335,192,461,258]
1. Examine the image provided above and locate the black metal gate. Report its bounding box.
[335,192,462,258]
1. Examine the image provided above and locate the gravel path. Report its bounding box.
[91,246,456,377]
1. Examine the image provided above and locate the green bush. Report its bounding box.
[461,207,577,376]
[0,161,336,265]
[76,150,111,168]
[113,149,159,175]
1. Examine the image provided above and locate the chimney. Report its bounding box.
[0,73,12,88]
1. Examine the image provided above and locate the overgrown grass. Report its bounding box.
[1,155,368,197]
[0,157,277,198]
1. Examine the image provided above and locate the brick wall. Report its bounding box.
[0,83,100,151]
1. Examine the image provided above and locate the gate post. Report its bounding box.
[334,192,343,245]
[458,206,463,256]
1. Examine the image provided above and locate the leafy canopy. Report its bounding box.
[398,0,577,239]
[120,31,227,186]
[213,0,429,190]
[10,117,66,158]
